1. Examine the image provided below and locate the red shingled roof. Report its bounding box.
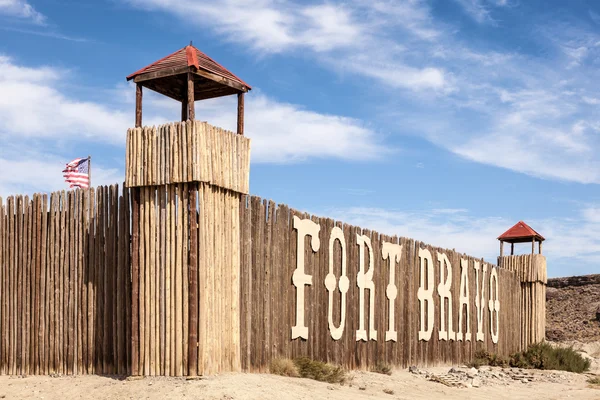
[126,45,251,90]
[498,221,545,242]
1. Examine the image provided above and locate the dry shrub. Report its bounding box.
[293,357,347,384]
[468,350,508,368]
[270,358,299,377]
[510,343,591,373]
[371,362,393,375]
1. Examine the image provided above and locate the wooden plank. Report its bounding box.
[169,184,176,376]
[159,186,166,375]
[143,187,150,375]
[124,187,132,375]
[182,184,189,375]
[149,186,156,375]
[188,187,198,376]
[175,184,183,376]
[40,194,48,374]
[131,188,140,376]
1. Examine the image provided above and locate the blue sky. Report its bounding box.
[1,0,600,277]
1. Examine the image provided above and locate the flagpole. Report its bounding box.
[88,155,92,188]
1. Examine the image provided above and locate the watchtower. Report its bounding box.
[124,44,251,377]
[497,221,547,350]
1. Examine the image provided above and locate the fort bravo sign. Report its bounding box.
[291,216,500,345]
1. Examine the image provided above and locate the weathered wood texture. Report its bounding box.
[498,255,547,350]
[130,182,241,376]
[0,186,131,375]
[125,121,251,194]
[239,196,525,372]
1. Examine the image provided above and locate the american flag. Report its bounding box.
[63,158,90,188]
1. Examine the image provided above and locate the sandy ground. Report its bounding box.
[0,367,598,400]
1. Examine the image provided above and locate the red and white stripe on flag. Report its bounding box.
[63,158,90,189]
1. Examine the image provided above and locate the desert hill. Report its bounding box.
[546,274,600,343]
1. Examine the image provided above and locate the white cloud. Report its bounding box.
[0,0,45,24]
[0,55,130,145]
[125,0,365,54]
[0,152,122,197]
[0,55,388,198]
[142,91,388,163]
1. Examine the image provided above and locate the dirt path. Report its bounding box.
[0,367,597,400]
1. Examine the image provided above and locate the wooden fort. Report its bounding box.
[0,45,547,376]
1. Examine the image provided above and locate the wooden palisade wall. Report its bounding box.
[0,186,131,375]
[239,196,523,371]
[0,120,547,377]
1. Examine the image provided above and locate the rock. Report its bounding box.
[546,287,560,300]
[467,368,478,378]
[409,366,419,374]
[596,307,600,322]
[358,386,366,391]
[471,378,481,388]
[521,379,529,384]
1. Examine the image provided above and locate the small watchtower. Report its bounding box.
[126,43,251,134]
[497,220,545,257]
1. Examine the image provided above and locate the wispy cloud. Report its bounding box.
[0,0,46,24]
[121,1,600,184]
[0,26,88,42]
[452,0,494,24]
[328,205,600,277]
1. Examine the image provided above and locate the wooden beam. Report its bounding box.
[187,72,195,121]
[539,241,542,255]
[531,237,535,254]
[132,67,190,83]
[500,241,503,258]
[192,69,248,92]
[511,243,514,255]
[141,82,183,102]
[237,92,245,135]
[181,98,188,122]
[195,88,239,101]
[135,84,143,128]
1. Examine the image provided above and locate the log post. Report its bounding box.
[187,73,195,121]
[499,241,503,258]
[135,84,143,128]
[181,98,188,122]
[187,188,198,376]
[131,188,140,375]
[511,243,514,255]
[531,238,535,254]
[237,92,245,135]
[539,241,542,254]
